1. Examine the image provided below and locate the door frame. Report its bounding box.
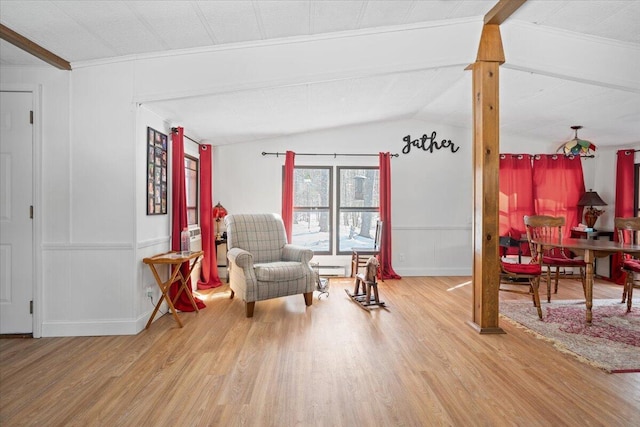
[1,84,42,337]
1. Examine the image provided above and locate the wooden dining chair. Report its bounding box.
[524,215,586,302]
[499,259,543,319]
[615,217,640,312]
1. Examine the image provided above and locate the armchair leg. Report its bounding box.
[245,301,255,317]
[303,292,313,306]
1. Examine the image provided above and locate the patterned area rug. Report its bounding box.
[500,299,640,373]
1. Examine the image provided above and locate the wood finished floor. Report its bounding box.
[1,276,638,426]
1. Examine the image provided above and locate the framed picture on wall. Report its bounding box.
[147,127,168,215]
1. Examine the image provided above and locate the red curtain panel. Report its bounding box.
[170,127,206,310]
[281,151,295,242]
[532,154,585,238]
[379,152,401,279]
[197,144,222,289]
[499,154,535,254]
[611,149,636,285]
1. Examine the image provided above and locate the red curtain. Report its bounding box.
[197,144,222,289]
[499,154,535,255]
[532,154,585,238]
[170,127,205,311]
[281,151,295,242]
[612,149,636,284]
[379,153,401,279]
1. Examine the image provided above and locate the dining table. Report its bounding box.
[531,237,640,323]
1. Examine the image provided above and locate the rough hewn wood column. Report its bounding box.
[467,24,505,334]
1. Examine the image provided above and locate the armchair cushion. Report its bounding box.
[254,261,308,281]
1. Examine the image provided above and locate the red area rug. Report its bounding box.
[500,299,640,373]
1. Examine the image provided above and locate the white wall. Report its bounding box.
[214,119,474,276]
[1,63,146,336]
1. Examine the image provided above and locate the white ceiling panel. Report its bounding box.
[195,1,263,44]
[310,1,366,34]
[127,1,214,50]
[55,1,165,56]
[359,1,414,28]
[1,0,638,148]
[256,1,311,39]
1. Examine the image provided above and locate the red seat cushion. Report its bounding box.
[502,262,541,275]
[622,259,640,273]
[542,255,586,267]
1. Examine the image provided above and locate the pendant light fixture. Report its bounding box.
[556,125,596,157]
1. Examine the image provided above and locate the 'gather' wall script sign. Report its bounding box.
[401,131,459,155]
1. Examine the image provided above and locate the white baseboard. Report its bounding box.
[395,267,472,277]
[41,312,158,337]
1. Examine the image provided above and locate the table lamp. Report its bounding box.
[577,190,607,229]
[212,202,228,239]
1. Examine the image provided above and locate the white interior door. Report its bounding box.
[0,91,34,334]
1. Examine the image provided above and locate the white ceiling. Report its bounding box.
[1,0,639,148]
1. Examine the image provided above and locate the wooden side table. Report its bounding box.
[143,250,203,329]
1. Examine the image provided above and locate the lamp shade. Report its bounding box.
[212,202,227,220]
[556,125,596,157]
[577,191,607,207]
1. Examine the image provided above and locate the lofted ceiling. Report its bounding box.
[1,0,639,149]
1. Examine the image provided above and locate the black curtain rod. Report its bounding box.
[171,127,202,145]
[262,151,399,158]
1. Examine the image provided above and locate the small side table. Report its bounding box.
[143,250,203,329]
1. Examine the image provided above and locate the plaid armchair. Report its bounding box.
[224,213,315,317]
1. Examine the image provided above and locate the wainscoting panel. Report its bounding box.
[393,226,472,276]
[41,243,136,337]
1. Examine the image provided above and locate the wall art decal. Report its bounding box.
[401,131,459,155]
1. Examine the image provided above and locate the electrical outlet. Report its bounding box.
[146,289,153,298]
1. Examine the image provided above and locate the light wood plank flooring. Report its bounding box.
[1,276,638,426]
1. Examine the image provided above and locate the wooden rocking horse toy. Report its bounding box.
[345,256,386,310]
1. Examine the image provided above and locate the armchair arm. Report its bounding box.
[227,247,254,269]
[282,244,313,263]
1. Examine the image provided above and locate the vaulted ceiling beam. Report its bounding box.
[484,0,527,25]
[0,24,71,70]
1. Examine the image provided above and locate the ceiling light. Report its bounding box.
[556,125,596,157]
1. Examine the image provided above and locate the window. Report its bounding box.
[286,166,380,255]
[185,155,198,225]
[337,167,380,254]
[291,167,332,254]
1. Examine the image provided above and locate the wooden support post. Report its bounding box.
[467,25,505,334]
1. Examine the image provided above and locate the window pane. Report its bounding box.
[339,168,379,208]
[289,166,332,254]
[294,168,330,208]
[338,210,380,253]
[185,156,198,225]
[292,209,330,252]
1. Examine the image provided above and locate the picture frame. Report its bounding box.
[147,127,168,215]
